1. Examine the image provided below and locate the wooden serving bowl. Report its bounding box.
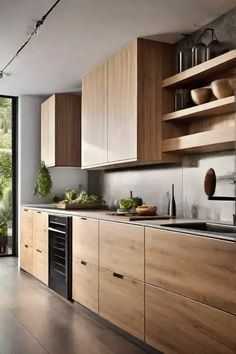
[211,79,234,99]
[136,206,157,216]
[191,88,212,105]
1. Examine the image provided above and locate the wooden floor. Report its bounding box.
[0,257,147,354]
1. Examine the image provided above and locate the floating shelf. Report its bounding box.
[162,50,236,89]
[162,128,235,154]
[162,96,235,122]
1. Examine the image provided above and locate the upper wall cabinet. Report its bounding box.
[82,63,108,167]
[81,39,176,169]
[41,94,81,167]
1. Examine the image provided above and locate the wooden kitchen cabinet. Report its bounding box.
[20,208,33,247]
[145,284,236,354]
[33,211,48,253]
[99,268,144,340]
[81,62,108,167]
[72,258,98,313]
[145,228,236,315]
[41,94,81,167]
[99,221,144,281]
[81,39,176,169]
[72,217,98,265]
[33,249,48,285]
[20,244,33,274]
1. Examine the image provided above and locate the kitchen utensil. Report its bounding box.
[211,79,234,99]
[204,168,216,197]
[136,205,157,216]
[191,87,212,105]
[168,184,176,218]
[174,89,192,111]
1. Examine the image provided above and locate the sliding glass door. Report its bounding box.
[0,96,17,256]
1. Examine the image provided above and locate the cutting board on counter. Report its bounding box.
[107,213,172,221]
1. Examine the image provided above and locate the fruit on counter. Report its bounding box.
[119,198,135,210]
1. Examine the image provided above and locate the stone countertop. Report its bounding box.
[22,204,236,242]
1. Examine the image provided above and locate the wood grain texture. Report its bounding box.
[55,94,81,166]
[20,209,33,247]
[33,211,48,253]
[99,268,144,340]
[145,284,236,354]
[145,228,236,315]
[81,62,108,167]
[162,49,236,88]
[107,40,138,163]
[41,95,56,167]
[72,217,98,265]
[20,244,33,274]
[33,249,48,285]
[99,221,144,281]
[72,258,98,313]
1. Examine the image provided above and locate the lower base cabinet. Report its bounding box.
[145,284,236,354]
[73,258,98,313]
[33,249,48,285]
[20,244,33,274]
[99,268,144,340]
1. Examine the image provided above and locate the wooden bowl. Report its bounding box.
[136,205,157,216]
[191,88,212,105]
[211,79,234,99]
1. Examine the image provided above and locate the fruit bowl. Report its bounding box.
[136,205,157,216]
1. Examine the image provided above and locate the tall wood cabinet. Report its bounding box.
[41,94,81,167]
[81,39,176,169]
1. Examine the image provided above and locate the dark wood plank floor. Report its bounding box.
[0,257,147,354]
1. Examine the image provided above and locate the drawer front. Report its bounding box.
[21,209,33,247]
[20,244,33,274]
[33,211,48,253]
[99,268,144,340]
[73,217,98,265]
[145,284,236,354]
[73,258,98,313]
[99,221,144,281]
[33,249,48,285]
[145,228,236,315]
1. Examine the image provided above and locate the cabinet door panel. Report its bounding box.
[99,221,144,281]
[41,95,55,167]
[145,228,236,315]
[73,217,98,265]
[145,284,236,354]
[82,63,108,167]
[99,268,144,340]
[72,258,98,313]
[20,244,33,274]
[20,209,33,247]
[107,41,137,162]
[33,211,48,253]
[33,249,48,285]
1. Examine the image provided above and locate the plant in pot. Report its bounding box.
[0,216,8,254]
[34,161,53,198]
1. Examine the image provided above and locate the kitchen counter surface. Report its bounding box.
[22,205,236,242]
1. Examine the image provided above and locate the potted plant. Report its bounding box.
[0,218,8,254]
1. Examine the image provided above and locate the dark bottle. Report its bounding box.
[168,184,176,218]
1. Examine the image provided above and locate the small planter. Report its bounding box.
[0,236,8,254]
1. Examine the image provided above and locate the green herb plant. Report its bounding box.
[34,162,53,198]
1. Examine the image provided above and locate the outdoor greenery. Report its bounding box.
[0,98,12,238]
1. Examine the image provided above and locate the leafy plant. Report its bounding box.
[34,162,53,198]
[59,190,101,205]
[119,198,135,210]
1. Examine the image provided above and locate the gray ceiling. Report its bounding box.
[0,0,235,96]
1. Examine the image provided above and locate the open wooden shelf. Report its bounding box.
[162,96,235,122]
[162,128,235,154]
[162,50,236,89]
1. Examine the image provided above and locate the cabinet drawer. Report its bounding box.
[72,258,98,313]
[99,221,144,281]
[73,217,98,265]
[21,209,33,247]
[145,284,236,354]
[99,268,144,340]
[33,249,48,285]
[145,228,236,315]
[20,244,33,274]
[33,211,48,253]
